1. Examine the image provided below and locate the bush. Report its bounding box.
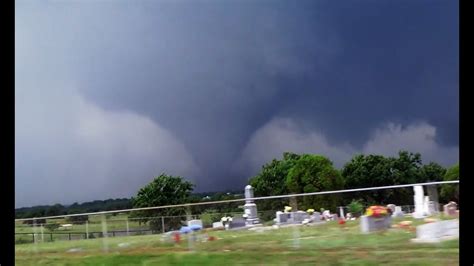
[44,223,60,232]
[200,210,221,227]
[258,211,276,223]
[66,215,89,225]
[347,200,364,217]
[22,219,46,226]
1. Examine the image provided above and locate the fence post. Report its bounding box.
[290,196,300,249]
[32,233,35,243]
[101,214,109,253]
[69,233,71,240]
[86,221,89,239]
[126,218,130,236]
[50,233,53,242]
[112,231,115,237]
[40,224,44,242]
[161,217,165,233]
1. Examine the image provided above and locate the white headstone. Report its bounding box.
[187,220,203,227]
[413,185,427,218]
[392,206,405,218]
[423,196,431,216]
[212,222,224,228]
[244,185,260,226]
[412,219,459,243]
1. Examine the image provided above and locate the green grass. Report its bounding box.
[15,214,146,233]
[15,214,151,244]
[15,217,459,265]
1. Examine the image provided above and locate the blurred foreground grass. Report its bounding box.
[15,217,458,265]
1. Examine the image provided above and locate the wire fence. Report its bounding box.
[15,180,459,248]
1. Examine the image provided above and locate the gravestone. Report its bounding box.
[387,204,396,214]
[392,206,405,218]
[428,201,437,215]
[310,212,321,222]
[292,211,309,223]
[443,202,458,217]
[426,185,440,213]
[229,217,246,229]
[413,186,427,218]
[360,215,392,233]
[339,207,345,219]
[423,196,431,215]
[275,211,289,224]
[412,219,459,243]
[244,185,260,225]
[322,210,332,220]
[187,220,203,228]
[212,222,224,228]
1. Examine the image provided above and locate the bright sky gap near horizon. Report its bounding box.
[15,0,458,208]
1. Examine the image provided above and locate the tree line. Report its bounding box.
[15,192,242,220]
[249,151,458,212]
[15,198,133,219]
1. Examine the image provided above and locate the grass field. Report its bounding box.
[15,217,459,265]
[15,214,151,243]
[15,214,145,233]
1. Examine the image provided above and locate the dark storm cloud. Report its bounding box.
[16,0,458,207]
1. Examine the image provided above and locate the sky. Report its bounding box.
[15,0,458,208]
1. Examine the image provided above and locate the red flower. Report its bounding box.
[173,232,181,243]
[338,218,346,225]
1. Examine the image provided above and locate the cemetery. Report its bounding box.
[15,184,459,265]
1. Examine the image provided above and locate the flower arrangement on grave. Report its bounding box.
[365,206,389,218]
[284,206,292,213]
[307,208,315,214]
[393,220,414,232]
[220,216,233,225]
[220,216,232,230]
[173,232,181,243]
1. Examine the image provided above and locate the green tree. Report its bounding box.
[45,204,65,217]
[342,151,424,205]
[342,154,394,204]
[249,152,301,211]
[131,174,194,232]
[440,163,459,203]
[286,154,344,211]
[419,162,446,182]
[250,152,300,196]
